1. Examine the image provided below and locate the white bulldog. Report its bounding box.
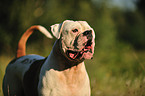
[3,20,95,96]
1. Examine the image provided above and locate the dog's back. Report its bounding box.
[3,25,52,96]
[3,55,45,96]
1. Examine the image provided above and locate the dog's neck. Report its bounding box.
[40,40,90,95]
[49,39,85,71]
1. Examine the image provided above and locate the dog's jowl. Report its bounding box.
[3,20,95,96]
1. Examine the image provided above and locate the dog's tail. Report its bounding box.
[16,25,53,58]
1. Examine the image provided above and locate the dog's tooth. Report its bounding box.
[84,49,88,51]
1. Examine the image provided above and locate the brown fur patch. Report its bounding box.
[23,58,47,96]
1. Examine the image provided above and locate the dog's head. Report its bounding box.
[51,20,95,62]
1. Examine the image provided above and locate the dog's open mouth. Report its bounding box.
[66,40,93,60]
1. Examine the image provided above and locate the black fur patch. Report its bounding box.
[9,58,17,64]
[9,56,23,64]
[21,58,29,64]
[23,57,47,96]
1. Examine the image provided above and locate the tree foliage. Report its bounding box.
[0,0,145,54]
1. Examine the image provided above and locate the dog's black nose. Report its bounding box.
[83,30,92,36]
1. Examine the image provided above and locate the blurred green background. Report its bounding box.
[0,0,145,96]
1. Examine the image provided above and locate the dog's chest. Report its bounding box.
[38,66,90,96]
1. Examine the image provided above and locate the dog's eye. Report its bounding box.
[72,29,78,33]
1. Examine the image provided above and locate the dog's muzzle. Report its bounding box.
[65,30,95,60]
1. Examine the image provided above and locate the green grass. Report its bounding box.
[0,55,13,96]
[85,42,145,96]
[0,45,145,96]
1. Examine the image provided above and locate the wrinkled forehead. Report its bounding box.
[61,21,92,32]
[77,21,92,31]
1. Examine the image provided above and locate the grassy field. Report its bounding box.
[0,55,12,96]
[0,44,145,96]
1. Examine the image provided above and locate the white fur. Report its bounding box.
[51,24,62,39]
[38,25,53,39]
[38,49,90,96]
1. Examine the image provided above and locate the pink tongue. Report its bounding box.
[69,53,78,59]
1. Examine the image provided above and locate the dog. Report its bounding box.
[3,20,95,96]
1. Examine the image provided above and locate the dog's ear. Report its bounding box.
[51,23,62,39]
[51,20,73,39]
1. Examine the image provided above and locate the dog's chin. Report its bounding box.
[66,40,94,61]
